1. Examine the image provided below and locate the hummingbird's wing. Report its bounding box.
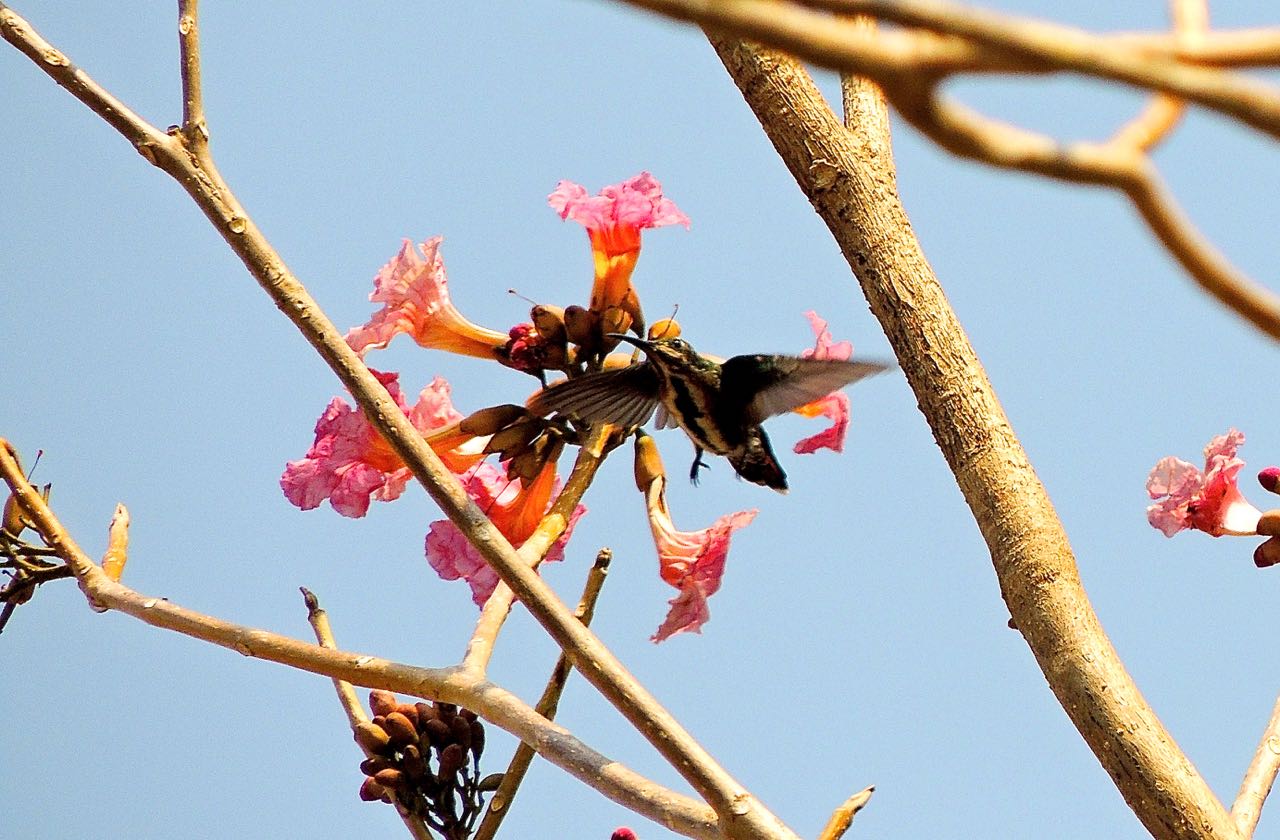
[721,356,890,425]
[526,364,662,429]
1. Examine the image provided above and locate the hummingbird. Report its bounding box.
[526,334,889,493]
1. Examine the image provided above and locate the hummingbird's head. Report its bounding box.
[607,334,702,370]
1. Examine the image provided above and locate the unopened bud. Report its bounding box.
[359,757,393,776]
[448,715,472,751]
[373,768,406,790]
[1255,536,1280,568]
[532,305,568,345]
[382,712,419,746]
[438,743,465,778]
[359,777,386,802]
[632,432,665,491]
[485,419,543,460]
[599,307,633,353]
[394,703,420,728]
[648,318,681,341]
[469,719,486,759]
[477,772,504,793]
[369,690,398,717]
[1261,467,1280,495]
[414,702,436,731]
[461,404,528,436]
[564,305,598,349]
[1259,510,1280,536]
[354,721,391,754]
[424,718,452,749]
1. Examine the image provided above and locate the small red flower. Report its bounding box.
[1146,429,1261,537]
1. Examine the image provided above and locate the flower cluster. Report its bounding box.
[283,173,872,637]
[1146,429,1280,566]
[355,690,498,837]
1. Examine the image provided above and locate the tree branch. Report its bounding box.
[0,6,792,835]
[473,549,613,840]
[0,439,719,838]
[1231,694,1280,837]
[705,36,1241,840]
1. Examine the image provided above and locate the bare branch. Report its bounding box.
[0,8,795,835]
[177,0,208,147]
[474,549,613,840]
[303,588,438,840]
[816,786,874,840]
[0,439,719,839]
[705,36,1242,840]
[1232,695,1280,837]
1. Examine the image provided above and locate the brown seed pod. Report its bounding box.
[368,690,398,718]
[469,720,486,759]
[373,768,407,790]
[382,712,419,747]
[448,715,472,751]
[358,776,386,802]
[437,743,465,778]
[424,717,452,749]
[354,721,391,755]
[460,404,528,436]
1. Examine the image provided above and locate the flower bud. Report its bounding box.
[358,777,386,802]
[469,719,486,759]
[382,712,419,747]
[460,404,528,436]
[477,772,504,792]
[424,718,452,749]
[648,318,681,341]
[633,432,665,492]
[414,702,437,731]
[564,305,599,350]
[359,757,393,776]
[448,715,472,751]
[1255,536,1280,568]
[1260,467,1280,495]
[394,703,420,729]
[599,307,633,353]
[373,767,406,790]
[437,743,465,778]
[369,690,398,717]
[532,304,568,346]
[1258,510,1280,536]
[354,721,391,755]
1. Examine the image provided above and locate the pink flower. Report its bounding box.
[426,459,586,606]
[633,434,756,642]
[281,371,484,517]
[345,237,508,360]
[548,173,688,326]
[793,310,855,455]
[1146,429,1261,537]
[612,830,638,840]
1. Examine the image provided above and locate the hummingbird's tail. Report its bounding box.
[729,427,789,494]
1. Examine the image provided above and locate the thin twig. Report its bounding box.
[816,786,874,840]
[0,439,718,838]
[1231,695,1280,837]
[461,427,610,675]
[302,588,437,840]
[177,0,206,146]
[0,8,797,836]
[473,549,613,840]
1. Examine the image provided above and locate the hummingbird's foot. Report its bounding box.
[689,448,709,485]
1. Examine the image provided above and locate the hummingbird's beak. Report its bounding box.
[605,333,654,353]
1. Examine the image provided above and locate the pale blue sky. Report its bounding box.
[5,2,1280,838]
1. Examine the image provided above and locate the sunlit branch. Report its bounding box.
[1231,694,1280,837]
[0,440,720,838]
[473,549,613,840]
[706,35,1242,840]
[0,5,794,835]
